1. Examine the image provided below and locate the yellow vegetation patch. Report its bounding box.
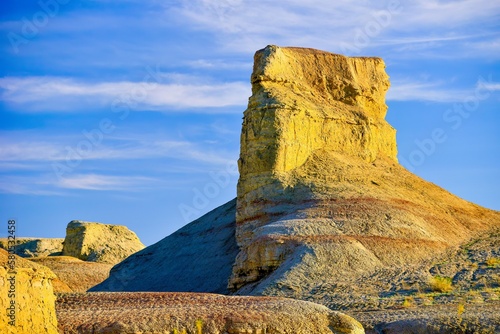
[429,276,454,293]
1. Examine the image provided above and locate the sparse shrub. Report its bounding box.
[172,329,186,334]
[196,319,203,334]
[457,303,465,317]
[429,276,454,293]
[486,257,500,268]
[402,297,414,308]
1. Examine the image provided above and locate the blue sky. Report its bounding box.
[1,0,499,246]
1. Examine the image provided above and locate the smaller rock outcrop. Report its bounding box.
[0,249,59,334]
[57,292,364,334]
[62,220,145,265]
[30,256,113,292]
[0,238,64,257]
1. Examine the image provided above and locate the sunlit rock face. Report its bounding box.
[62,220,144,265]
[235,45,397,244]
[0,249,59,334]
[229,45,499,293]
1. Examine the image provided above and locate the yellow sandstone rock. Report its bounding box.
[236,46,397,235]
[0,249,58,334]
[62,220,145,265]
[229,45,500,292]
[0,238,64,258]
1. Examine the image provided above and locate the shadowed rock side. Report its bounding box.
[91,199,239,294]
[57,292,364,334]
[228,45,500,293]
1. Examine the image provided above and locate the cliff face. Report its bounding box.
[228,45,500,292]
[236,45,397,246]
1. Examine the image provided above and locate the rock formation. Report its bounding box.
[227,45,500,293]
[62,220,145,265]
[94,45,500,318]
[0,249,59,334]
[57,292,364,334]
[0,237,64,257]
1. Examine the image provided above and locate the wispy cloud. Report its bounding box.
[387,80,471,103]
[0,173,158,194]
[56,174,156,191]
[0,132,236,167]
[173,0,500,58]
[0,176,63,196]
[388,76,500,102]
[0,76,249,112]
[480,82,500,91]
[185,59,252,70]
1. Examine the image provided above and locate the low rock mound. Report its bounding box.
[31,256,112,292]
[62,220,145,265]
[0,249,59,334]
[0,237,64,257]
[56,292,364,334]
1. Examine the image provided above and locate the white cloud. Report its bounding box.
[0,173,157,194]
[0,135,234,166]
[480,82,500,91]
[0,76,249,112]
[387,76,500,103]
[56,174,155,191]
[0,140,62,161]
[185,59,252,70]
[394,0,500,30]
[173,0,500,57]
[0,176,63,196]
[387,80,470,103]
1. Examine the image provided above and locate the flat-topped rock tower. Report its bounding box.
[93,46,500,305]
[228,45,499,292]
[236,45,397,241]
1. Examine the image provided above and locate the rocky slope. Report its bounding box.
[62,220,145,265]
[356,302,500,334]
[91,199,238,293]
[0,248,59,334]
[56,292,364,334]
